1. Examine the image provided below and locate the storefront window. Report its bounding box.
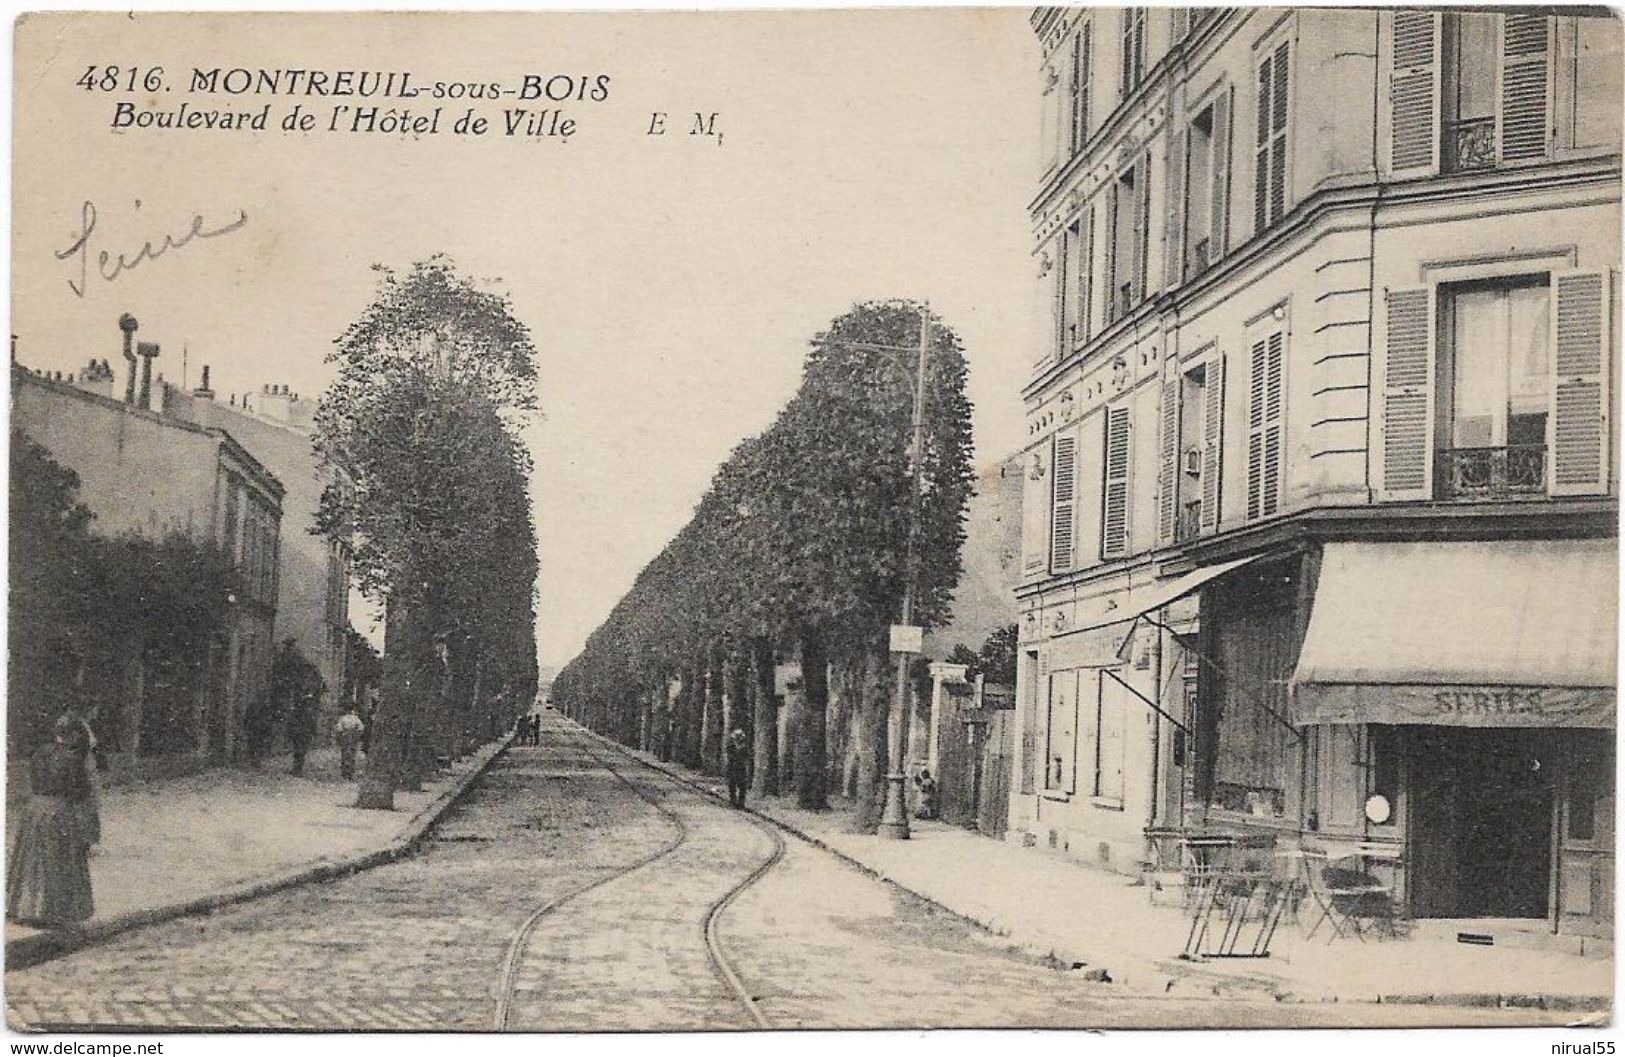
[1567,742,1612,842]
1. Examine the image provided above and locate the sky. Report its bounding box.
[11,9,1042,670]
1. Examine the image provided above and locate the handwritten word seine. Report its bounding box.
[54,200,248,298]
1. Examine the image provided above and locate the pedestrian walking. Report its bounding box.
[530,712,542,746]
[288,689,319,777]
[334,707,365,779]
[724,728,752,809]
[74,714,102,847]
[6,715,96,928]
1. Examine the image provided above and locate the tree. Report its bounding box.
[553,300,975,827]
[313,257,540,810]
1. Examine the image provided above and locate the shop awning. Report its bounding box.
[1072,554,1267,635]
[1291,540,1618,729]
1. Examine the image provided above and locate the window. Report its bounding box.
[1120,7,1146,99]
[1105,158,1149,323]
[1157,362,1211,546]
[1245,328,1284,520]
[1435,277,1551,499]
[1442,11,1498,170]
[1045,671,1078,795]
[1381,269,1610,502]
[1566,740,1612,842]
[1181,93,1231,280]
[1070,22,1092,154]
[1101,405,1131,558]
[1093,672,1127,801]
[1061,210,1093,350]
[1391,12,1560,175]
[1253,40,1290,233]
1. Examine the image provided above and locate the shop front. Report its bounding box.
[1291,539,1617,937]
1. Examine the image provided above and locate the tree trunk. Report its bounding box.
[724,652,750,747]
[700,646,724,775]
[682,658,704,769]
[796,625,829,810]
[357,597,424,810]
[750,637,778,797]
[853,646,891,832]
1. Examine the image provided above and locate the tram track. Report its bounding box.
[493,726,785,1031]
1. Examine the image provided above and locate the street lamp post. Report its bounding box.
[877,302,931,840]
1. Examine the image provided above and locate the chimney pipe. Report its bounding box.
[195,364,215,399]
[136,342,160,409]
[118,314,139,404]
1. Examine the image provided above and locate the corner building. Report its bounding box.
[1013,6,1619,938]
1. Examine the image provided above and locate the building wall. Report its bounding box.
[1014,7,1622,890]
[166,386,352,740]
[12,369,283,763]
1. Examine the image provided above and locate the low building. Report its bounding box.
[12,356,284,764]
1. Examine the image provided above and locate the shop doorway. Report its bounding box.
[1408,727,1553,919]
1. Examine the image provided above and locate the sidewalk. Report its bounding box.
[596,732,1613,1013]
[5,739,509,970]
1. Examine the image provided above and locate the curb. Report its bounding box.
[572,723,1613,1015]
[7,735,513,972]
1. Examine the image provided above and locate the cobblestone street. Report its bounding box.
[4,719,1580,1031]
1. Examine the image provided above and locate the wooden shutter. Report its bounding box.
[1390,11,1441,176]
[1101,406,1132,558]
[1549,270,1611,496]
[1021,446,1049,577]
[1131,157,1150,303]
[1104,184,1119,324]
[1156,377,1181,545]
[1050,432,1078,572]
[1500,13,1552,163]
[1378,287,1435,501]
[1079,206,1095,343]
[1268,42,1289,227]
[1210,88,1231,261]
[1254,52,1272,234]
[1072,23,1092,151]
[1200,353,1226,533]
[1246,332,1285,519]
[1166,128,1186,288]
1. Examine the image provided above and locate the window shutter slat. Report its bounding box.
[1378,287,1435,500]
[1549,269,1612,497]
[1200,353,1225,533]
[1500,14,1552,163]
[1156,378,1181,545]
[1051,433,1078,571]
[1210,89,1231,260]
[1389,12,1440,176]
[1166,128,1186,288]
[1101,407,1132,559]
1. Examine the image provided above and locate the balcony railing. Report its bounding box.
[1437,444,1547,500]
[1175,499,1202,543]
[1444,116,1496,173]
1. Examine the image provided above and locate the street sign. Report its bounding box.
[889,624,924,654]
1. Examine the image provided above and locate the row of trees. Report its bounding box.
[313,257,541,810]
[552,301,975,828]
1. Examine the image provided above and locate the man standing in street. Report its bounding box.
[334,707,365,780]
[724,728,752,809]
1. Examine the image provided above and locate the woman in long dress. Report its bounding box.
[74,715,101,848]
[6,715,96,927]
